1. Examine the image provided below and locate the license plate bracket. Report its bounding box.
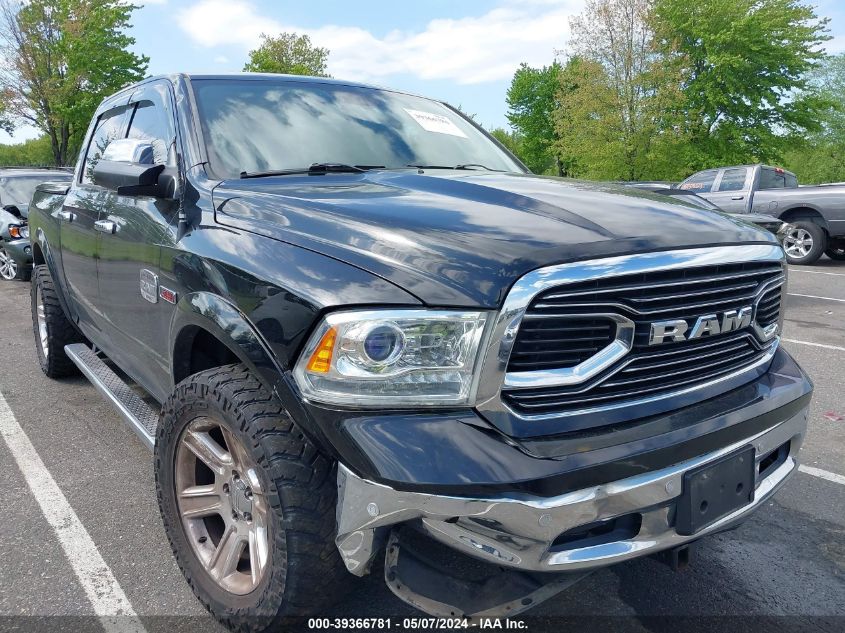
[676,446,756,536]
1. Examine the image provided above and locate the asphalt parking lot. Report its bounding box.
[0,257,843,633]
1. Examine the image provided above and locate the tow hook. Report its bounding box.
[653,544,692,571]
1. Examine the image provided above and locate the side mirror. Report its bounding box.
[92,138,177,198]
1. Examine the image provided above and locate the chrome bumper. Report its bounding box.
[335,406,807,575]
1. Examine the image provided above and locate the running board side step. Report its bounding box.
[64,344,158,450]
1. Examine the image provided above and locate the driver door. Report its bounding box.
[95,81,181,399]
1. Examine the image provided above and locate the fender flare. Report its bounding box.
[33,228,76,321]
[168,291,335,454]
[169,290,284,391]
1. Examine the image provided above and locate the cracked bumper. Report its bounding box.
[335,405,807,575]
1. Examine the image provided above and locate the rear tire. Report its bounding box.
[782,221,826,265]
[824,245,845,261]
[155,364,350,633]
[31,265,83,378]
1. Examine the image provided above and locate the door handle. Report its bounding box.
[94,220,118,234]
[57,210,76,222]
[731,195,745,200]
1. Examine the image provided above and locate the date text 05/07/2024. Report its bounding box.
[307,618,529,630]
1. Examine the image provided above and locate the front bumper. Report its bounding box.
[336,403,807,576]
[2,238,33,266]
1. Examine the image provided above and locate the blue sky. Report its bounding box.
[3,0,845,144]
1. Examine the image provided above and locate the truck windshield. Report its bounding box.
[191,79,525,179]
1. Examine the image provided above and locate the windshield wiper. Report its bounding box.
[239,163,384,178]
[406,163,501,171]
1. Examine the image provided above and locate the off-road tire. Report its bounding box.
[783,221,827,265]
[155,364,350,633]
[31,265,83,378]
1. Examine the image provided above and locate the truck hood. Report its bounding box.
[212,170,775,307]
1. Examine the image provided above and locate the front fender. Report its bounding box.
[169,291,337,453]
[170,291,283,390]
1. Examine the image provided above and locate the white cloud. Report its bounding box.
[175,0,578,85]
[214,54,230,64]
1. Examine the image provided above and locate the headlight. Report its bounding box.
[293,309,490,406]
[9,225,28,239]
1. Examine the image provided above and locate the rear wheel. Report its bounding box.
[156,364,350,632]
[782,221,826,265]
[824,244,845,261]
[31,265,83,377]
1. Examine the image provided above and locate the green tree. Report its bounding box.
[554,0,682,180]
[0,134,56,166]
[782,53,845,183]
[652,0,830,170]
[489,127,524,159]
[0,0,149,165]
[506,62,562,174]
[244,32,330,77]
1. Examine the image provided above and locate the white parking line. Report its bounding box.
[787,292,845,303]
[782,338,845,352]
[0,390,147,632]
[788,268,845,277]
[799,464,845,486]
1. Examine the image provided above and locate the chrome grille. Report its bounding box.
[756,285,781,328]
[527,261,784,321]
[502,259,783,417]
[507,317,616,371]
[504,332,769,415]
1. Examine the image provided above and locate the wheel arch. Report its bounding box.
[170,291,283,389]
[168,290,335,455]
[779,206,830,233]
[31,229,76,323]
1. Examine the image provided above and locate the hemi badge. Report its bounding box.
[159,287,178,304]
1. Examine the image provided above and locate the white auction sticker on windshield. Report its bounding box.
[404,108,468,138]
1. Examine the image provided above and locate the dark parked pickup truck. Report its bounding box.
[28,74,812,629]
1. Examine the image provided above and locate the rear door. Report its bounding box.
[95,81,181,399]
[708,167,752,212]
[60,103,132,330]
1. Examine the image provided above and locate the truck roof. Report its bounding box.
[116,72,428,103]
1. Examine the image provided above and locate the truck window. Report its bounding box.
[716,168,747,192]
[758,168,795,190]
[127,100,173,166]
[679,170,717,192]
[82,106,132,184]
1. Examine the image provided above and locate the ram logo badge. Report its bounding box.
[649,306,753,345]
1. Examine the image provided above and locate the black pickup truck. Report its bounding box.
[27,74,812,629]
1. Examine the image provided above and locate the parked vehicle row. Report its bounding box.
[24,73,812,630]
[0,168,72,280]
[679,164,845,265]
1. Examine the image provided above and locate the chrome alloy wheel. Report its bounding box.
[0,249,17,280]
[35,285,49,358]
[783,227,814,259]
[175,418,271,595]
